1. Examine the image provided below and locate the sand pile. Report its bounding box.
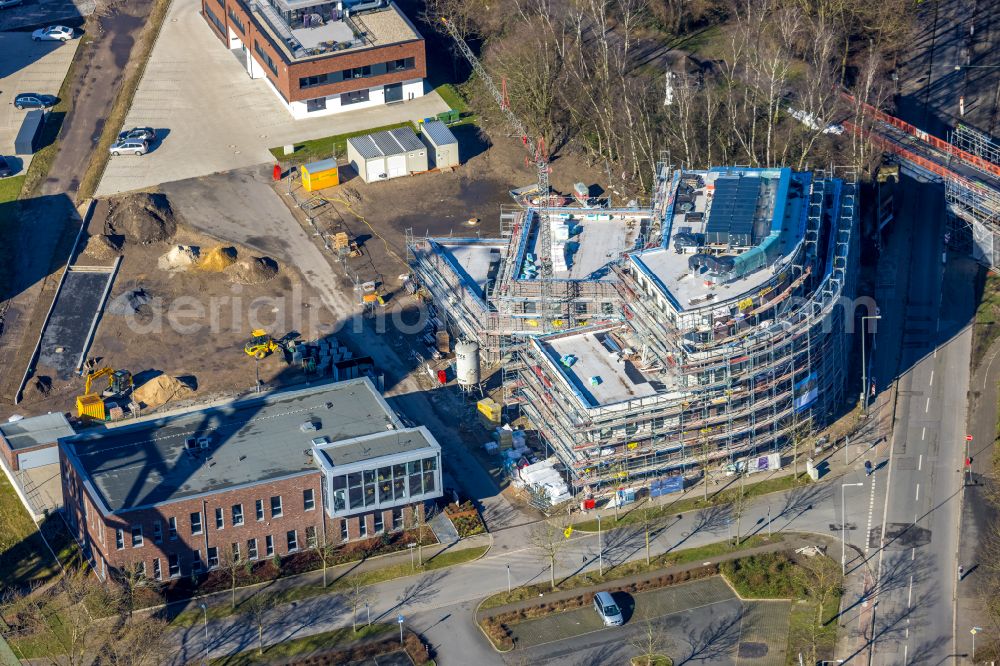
[108,288,152,316]
[133,375,195,409]
[225,256,279,285]
[83,234,122,261]
[24,376,52,401]
[104,192,178,245]
[158,245,199,272]
[198,246,238,272]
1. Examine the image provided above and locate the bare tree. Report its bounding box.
[794,555,843,665]
[731,472,750,545]
[530,517,570,590]
[630,613,672,665]
[347,576,368,633]
[314,538,339,588]
[102,614,170,666]
[113,561,156,619]
[217,543,247,610]
[414,502,437,568]
[242,592,275,656]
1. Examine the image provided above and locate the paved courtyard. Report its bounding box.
[95,0,448,196]
[0,32,79,175]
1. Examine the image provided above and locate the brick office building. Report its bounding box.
[59,378,442,582]
[201,0,427,118]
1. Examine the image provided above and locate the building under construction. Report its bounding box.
[409,165,860,492]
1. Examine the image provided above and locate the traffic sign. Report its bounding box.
[966,435,974,441]
[397,614,405,624]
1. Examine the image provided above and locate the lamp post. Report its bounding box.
[199,602,209,661]
[506,563,511,594]
[767,505,771,538]
[861,315,881,414]
[407,543,416,571]
[841,482,864,575]
[597,513,604,576]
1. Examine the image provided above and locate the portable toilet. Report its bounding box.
[420,120,459,170]
[300,158,339,192]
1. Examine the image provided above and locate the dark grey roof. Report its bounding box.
[318,428,436,468]
[420,120,456,148]
[1,413,75,451]
[348,126,423,160]
[705,176,761,245]
[62,379,401,513]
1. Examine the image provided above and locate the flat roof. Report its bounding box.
[538,330,658,408]
[62,378,401,513]
[520,210,643,281]
[439,241,503,299]
[1,413,75,451]
[317,427,436,468]
[420,120,457,148]
[349,126,423,160]
[632,167,808,311]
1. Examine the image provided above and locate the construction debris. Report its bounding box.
[225,256,279,285]
[198,245,238,272]
[24,376,52,400]
[158,245,199,272]
[83,233,122,261]
[133,374,195,409]
[107,288,152,317]
[103,192,178,245]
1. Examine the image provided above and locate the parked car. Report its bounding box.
[593,591,624,626]
[0,156,13,178]
[0,0,24,10]
[14,93,57,110]
[109,139,148,156]
[117,127,157,142]
[32,25,74,41]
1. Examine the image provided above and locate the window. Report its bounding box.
[286,530,298,552]
[265,535,274,557]
[256,499,264,521]
[136,561,146,577]
[270,496,283,518]
[348,472,364,510]
[192,550,203,574]
[342,65,371,79]
[232,542,240,560]
[168,554,180,578]
[332,476,346,511]
[247,538,258,560]
[408,461,423,496]
[131,525,143,548]
[387,57,415,72]
[393,464,407,501]
[306,97,327,113]
[522,301,537,314]
[575,302,589,315]
[190,512,203,535]
[227,7,245,33]
[602,302,615,315]
[305,525,318,549]
[153,520,163,544]
[363,470,376,507]
[204,5,225,34]
[359,517,368,538]
[215,507,224,530]
[152,558,162,581]
[340,520,348,541]
[207,547,219,569]
[232,504,244,526]
[115,528,124,550]
[374,512,384,534]
[392,508,403,530]
[299,73,330,89]
[254,41,277,75]
[422,458,437,495]
[168,517,177,540]
[341,89,369,106]
[378,467,393,503]
[303,488,315,511]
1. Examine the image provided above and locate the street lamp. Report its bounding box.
[955,65,1000,70]
[861,315,881,414]
[597,513,604,576]
[407,543,416,571]
[841,482,864,575]
[199,602,209,660]
[506,563,511,594]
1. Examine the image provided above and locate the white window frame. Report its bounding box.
[286,529,298,552]
[131,525,143,548]
[115,528,124,550]
[215,507,224,530]
[153,520,163,544]
[247,538,258,560]
[270,495,283,518]
[256,499,265,521]
[168,554,180,578]
[207,547,219,569]
[303,488,315,511]
[152,558,162,581]
[232,504,244,526]
[191,512,203,535]
[168,516,178,540]
[265,534,274,556]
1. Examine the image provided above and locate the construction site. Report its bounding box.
[409,164,860,493]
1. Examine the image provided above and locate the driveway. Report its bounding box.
[0,32,78,174]
[95,0,448,196]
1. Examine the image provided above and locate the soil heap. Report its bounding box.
[198,246,238,272]
[82,234,122,262]
[104,192,178,245]
[225,256,279,285]
[107,288,152,317]
[24,376,52,401]
[158,245,199,272]
[133,375,195,409]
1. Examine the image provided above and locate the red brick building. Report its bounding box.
[201,0,427,118]
[59,378,442,582]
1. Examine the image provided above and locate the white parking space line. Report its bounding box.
[915,484,920,502]
[925,397,931,412]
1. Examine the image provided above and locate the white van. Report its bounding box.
[593,591,624,626]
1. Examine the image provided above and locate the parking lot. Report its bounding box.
[0,32,79,175]
[0,0,94,32]
[95,0,449,196]
[507,577,791,665]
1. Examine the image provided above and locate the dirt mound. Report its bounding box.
[158,245,199,272]
[82,234,122,261]
[133,374,195,409]
[24,376,52,400]
[104,192,178,245]
[108,288,152,316]
[225,256,279,285]
[198,246,238,272]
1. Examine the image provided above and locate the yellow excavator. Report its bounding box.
[76,367,133,420]
[244,329,282,359]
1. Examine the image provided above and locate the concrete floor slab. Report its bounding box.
[18,462,63,516]
[37,267,116,380]
[95,0,448,196]
[0,32,79,175]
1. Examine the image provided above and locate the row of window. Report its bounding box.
[114,490,314,550]
[330,458,436,512]
[298,57,416,90]
[227,6,245,34]
[204,5,225,35]
[254,40,278,75]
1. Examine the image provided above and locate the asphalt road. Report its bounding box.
[866,174,976,665]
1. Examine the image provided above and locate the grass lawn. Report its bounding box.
[479,534,783,610]
[973,271,1000,369]
[210,623,393,665]
[574,473,811,533]
[0,471,59,589]
[0,174,25,204]
[433,83,469,114]
[269,120,417,165]
[171,545,489,627]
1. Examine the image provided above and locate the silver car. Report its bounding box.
[109,139,148,156]
[593,591,624,626]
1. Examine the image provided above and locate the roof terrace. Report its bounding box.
[518,209,644,282]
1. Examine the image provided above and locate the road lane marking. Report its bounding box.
[915,484,920,502]
[925,397,931,412]
[911,547,916,561]
[929,370,934,386]
[918,454,923,471]
[921,427,926,441]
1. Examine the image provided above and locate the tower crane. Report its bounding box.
[439,18,558,330]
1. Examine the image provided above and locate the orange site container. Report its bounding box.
[300,158,339,192]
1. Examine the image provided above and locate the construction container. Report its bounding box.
[476,398,501,423]
[15,110,45,155]
[420,120,459,170]
[76,394,106,420]
[300,158,339,192]
[347,126,427,183]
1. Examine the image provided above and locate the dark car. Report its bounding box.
[14,93,57,110]
[117,127,157,142]
[0,156,13,178]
